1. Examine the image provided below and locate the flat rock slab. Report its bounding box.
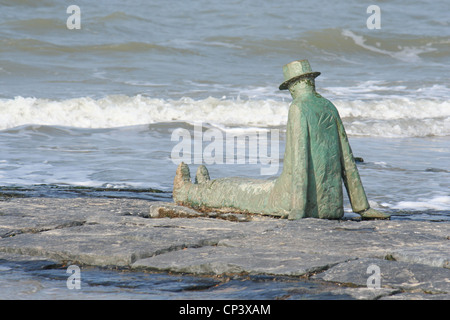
[0,198,449,299]
[0,198,284,266]
[387,243,449,269]
[132,246,357,276]
[312,258,450,295]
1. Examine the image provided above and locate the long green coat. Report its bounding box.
[269,88,370,219]
[173,86,370,219]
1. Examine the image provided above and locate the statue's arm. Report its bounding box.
[336,113,370,213]
[288,107,309,219]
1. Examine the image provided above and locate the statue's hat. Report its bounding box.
[279,59,320,90]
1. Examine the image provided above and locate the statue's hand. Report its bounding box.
[288,209,305,220]
[359,208,390,220]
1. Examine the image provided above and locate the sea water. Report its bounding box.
[0,0,449,299]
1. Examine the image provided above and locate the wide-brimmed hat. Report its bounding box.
[279,59,320,90]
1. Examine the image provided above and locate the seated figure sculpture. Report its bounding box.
[173,60,390,220]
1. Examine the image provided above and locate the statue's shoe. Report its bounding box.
[359,208,391,220]
[173,162,192,203]
[195,165,210,184]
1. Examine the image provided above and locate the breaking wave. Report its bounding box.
[0,95,449,137]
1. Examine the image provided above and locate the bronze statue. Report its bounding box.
[173,60,390,220]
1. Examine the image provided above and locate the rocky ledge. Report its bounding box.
[0,197,448,300]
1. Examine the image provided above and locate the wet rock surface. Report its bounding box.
[0,198,448,300]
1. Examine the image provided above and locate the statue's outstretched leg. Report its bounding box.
[173,162,288,217]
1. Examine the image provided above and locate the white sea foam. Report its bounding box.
[0,95,449,137]
[384,195,450,211]
[341,29,437,63]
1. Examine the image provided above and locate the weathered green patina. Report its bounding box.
[173,60,390,220]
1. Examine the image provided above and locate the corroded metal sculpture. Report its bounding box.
[173,60,390,220]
